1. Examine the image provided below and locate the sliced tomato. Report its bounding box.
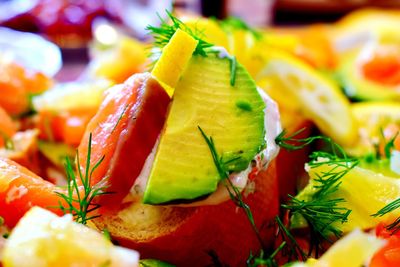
[0,157,63,227]
[78,73,170,207]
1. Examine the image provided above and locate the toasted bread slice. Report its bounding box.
[94,160,279,266]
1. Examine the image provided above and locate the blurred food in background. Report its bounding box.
[2,1,400,266]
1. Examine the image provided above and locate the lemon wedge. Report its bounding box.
[315,229,385,267]
[294,161,400,232]
[345,101,400,157]
[151,28,198,96]
[2,207,139,267]
[32,79,112,112]
[291,229,385,267]
[255,50,357,146]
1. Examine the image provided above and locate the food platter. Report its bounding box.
[1,4,400,267]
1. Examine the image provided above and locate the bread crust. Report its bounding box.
[94,160,279,266]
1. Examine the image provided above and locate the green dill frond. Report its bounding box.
[229,55,237,86]
[280,133,357,255]
[198,126,264,248]
[372,198,400,233]
[275,216,307,261]
[55,133,110,225]
[146,10,213,57]
[219,16,262,40]
[382,128,399,159]
[246,242,286,267]
[275,128,347,159]
[111,104,129,134]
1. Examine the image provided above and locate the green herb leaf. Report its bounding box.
[229,55,237,86]
[279,130,357,255]
[55,133,110,225]
[198,126,264,249]
[372,198,400,233]
[247,242,286,267]
[275,216,307,261]
[146,11,213,57]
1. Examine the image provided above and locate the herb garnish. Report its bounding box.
[372,199,400,233]
[229,55,237,86]
[370,129,400,233]
[275,216,307,261]
[147,12,238,86]
[111,104,129,134]
[146,11,213,57]
[247,242,286,267]
[198,126,264,248]
[277,129,357,256]
[55,133,109,225]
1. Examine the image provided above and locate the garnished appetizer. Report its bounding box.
[5,7,400,267]
[0,13,282,267]
[87,14,282,266]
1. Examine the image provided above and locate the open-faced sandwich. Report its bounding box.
[4,7,400,267]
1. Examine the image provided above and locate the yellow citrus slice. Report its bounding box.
[291,230,385,267]
[151,28,198,96]
[294,161,400,232]
[345,101,400,157]
[315,229,385,267]
[255,50,357,146]
[3,207,139,267]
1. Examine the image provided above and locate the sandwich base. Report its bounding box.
[94,160,279,266]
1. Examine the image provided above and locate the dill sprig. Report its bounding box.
[282,154,357,254]
[198,126,264,248]
[381,128,399,159]
[146,10,213,57]
[278,128,357,255]
[372,198,400,233]
[247,242,286,267]
[55,133,109,225]
[228,55,237,86]
[275,216,307,262]
[275,128,346,156]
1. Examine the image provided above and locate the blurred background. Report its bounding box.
[0,0,399,80]
[2,0,400,46]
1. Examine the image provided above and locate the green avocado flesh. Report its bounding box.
[143,53,266,204]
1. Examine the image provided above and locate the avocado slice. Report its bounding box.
[337,50,400,101]
[143,53,266,204]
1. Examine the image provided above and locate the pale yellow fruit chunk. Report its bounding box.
[256,50,357,146]
[151,29,198,96]
[294,161,400,232]
[291,230,385,267]
[3,207,139,267]
[315,229,385,267]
